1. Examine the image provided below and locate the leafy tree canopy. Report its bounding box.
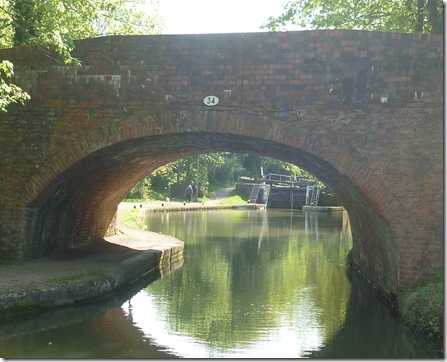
[262,0,443,34]
[0,0,163,59]
[0,0,163,111]
[129,153,319,201]
[0,60,29,112]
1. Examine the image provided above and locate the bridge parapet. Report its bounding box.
[4,30,443,110]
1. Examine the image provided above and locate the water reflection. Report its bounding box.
[136,209,352,358]
[0,270,180,358]
[124,289,326,358]
[0,209,439,358]
[307,272,436,359]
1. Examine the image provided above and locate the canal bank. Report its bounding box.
[0,200,259,319]
[0,223,184,319]
[0,201,442,348]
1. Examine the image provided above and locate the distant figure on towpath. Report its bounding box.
[185,184,193,203]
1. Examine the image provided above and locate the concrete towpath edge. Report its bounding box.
[0,201,263,319]
[0,225,184,319]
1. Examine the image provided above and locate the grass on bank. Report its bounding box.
[213,188,247,205]
[117,208,144,230]
[399,271,444,342]
[123,186,249,206]
[47,270,105,283]
[0,259,19,266]
[119,188,248,227]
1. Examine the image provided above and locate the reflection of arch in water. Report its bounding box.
[305,272,436,358]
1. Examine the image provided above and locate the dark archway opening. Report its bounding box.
[24,132,397,292]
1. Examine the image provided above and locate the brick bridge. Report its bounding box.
[0,30,443,296]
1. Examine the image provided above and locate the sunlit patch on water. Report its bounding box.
[123,288,326,358]
[0,209,441,358]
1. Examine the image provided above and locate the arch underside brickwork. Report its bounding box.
[24,126,396,294]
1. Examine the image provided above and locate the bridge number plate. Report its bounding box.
[203,95,219,106]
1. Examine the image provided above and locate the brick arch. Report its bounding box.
[23,126,397,292]
[1,31,443,295]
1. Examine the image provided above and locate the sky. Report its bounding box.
[157,0,300,34]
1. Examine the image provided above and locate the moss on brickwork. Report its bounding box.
[0,223,22,261]
[15,296,34,308]
[46,270,105,284]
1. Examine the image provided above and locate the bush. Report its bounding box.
[399,272,444,341]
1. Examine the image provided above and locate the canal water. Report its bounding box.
[0,209,441,358]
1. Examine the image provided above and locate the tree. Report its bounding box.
[130,153,319,201]
[261,0,443,34]
[0,0,163,111]
[0,60,29,112]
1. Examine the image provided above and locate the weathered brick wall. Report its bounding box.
[0,30,443,295]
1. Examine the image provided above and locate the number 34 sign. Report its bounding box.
[203,95,219,106]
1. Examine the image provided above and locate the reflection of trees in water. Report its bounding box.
[144,210,353,353]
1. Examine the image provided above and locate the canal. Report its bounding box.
[0,209,440,358]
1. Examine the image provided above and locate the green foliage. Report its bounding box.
[0,0,163,110]
[0,60,30,112]
[0,259,18,265]
[117,208,143,229]
[399,271,444,340]
[1,0,164,49]
[128,177,153,200]
[46,270,104,283]
[212,154,245,183]
[261,0,443,34]
[218,189,247,205]
[125,153,319,201]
